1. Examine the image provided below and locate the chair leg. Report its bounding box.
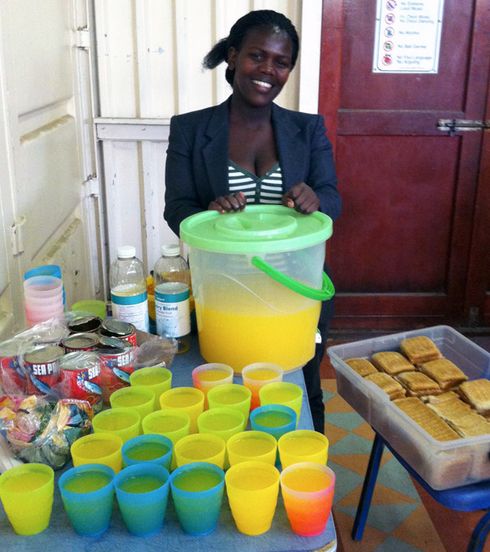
[467,510,490,552]
[352,433,385,541]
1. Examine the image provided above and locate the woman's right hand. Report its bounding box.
[208,192,247,213]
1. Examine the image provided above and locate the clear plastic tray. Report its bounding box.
[327,325,490,490]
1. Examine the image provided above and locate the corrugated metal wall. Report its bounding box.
[94,0,309,279]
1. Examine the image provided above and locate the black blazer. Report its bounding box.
[164,97,341,236]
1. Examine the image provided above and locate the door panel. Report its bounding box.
[320,0,490,330]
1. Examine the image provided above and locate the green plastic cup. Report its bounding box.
[259,381,303,422]
[92,407,141,442]
[110,386,156,420]
[207,383,252,424]
[71,299,107,318]
[130,366,172,409]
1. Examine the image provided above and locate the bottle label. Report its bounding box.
[155,283,190,338]
[111,290,149,332]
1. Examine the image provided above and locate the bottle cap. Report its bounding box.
[161,244,180,257]
[117,245,136,259]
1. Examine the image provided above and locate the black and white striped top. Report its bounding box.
[228,160,283,204]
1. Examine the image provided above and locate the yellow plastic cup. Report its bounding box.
[130,366,172,409]
[259,382,303,422]
[197,407,246,442]
[109,386,155,419]
[92,407,141,442]
[174,433,226,469]
[159,387,204,433]
[278,430,329,468]
[0,463,54,535]
[241,362,283,410]
[192,363,234,395]
[207,383,252,423]
[71,432,123,473]
[226,430,277,466]
[225,460,280,536]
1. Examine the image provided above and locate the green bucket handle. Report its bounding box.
[251,256,335,301]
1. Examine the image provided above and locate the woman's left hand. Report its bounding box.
[282,182,320,214]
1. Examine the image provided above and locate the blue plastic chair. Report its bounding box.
[352,433,490,552]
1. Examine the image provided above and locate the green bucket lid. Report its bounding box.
[180,205,333,254]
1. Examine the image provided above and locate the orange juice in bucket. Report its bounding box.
[180,205,334,373]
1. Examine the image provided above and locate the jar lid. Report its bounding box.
[117,245,136,258]
[180,205,333,254]
[161,244,180,257]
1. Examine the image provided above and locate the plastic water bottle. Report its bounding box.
[110,245,149,332]
[154,244,191,353]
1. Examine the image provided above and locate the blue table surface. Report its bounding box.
[0,338,337,552]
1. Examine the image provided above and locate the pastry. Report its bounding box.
[396,371,442,397]
[424,391,460,404]
[365,372,406,400]
[393,397,459,441]
[371,351,414,376]
[458,379,490,415]
[400,335,442,364]
[427,396,472,424]
[345,358,378,377]
[418,358,468,390]
[446,412,490,438]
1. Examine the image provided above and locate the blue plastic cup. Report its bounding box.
[170,462,225,536]
[122,434,173,470]
[58,464,115,537]
[114,463,170,536]
[24,264,65,305]
[250,404,297,440]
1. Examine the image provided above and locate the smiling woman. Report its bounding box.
[163,9,341,433]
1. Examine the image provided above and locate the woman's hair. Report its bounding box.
[203,10,299,85]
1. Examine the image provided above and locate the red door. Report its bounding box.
[319,0,490,330]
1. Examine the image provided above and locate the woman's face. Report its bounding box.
[228,27,293,108]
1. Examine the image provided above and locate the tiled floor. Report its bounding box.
[322,332,490,552]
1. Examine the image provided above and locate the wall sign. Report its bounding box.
[372,0,444,74]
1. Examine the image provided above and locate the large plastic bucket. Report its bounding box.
[180,206,334,373]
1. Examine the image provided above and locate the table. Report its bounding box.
[0,338,337,552]
[353,433,490,552]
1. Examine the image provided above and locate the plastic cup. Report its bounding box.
[170,462,225,536]
[23,275,63,298]
[122,434,173,470]
[259,381,303,422]
[130,366,172,409]
[71,432,123,473]
[71,299,107,318]
[0,463,54,535]
[192,363,234,395]
[278,430,329,468]
[24,264,62,281]
[197,407,246,442]
[159,387,204,433]
[225,460,280,536]
[250,404,297,440]
[280,462,336,536]
[174,433,226,469]
[207,383,252,423]
[242,362,283,409]
[92,407,141,443]
[58,464,115,537]
[226,430,277,466]
[114,463,170,536]
[142,409,190,443]
[110,386,156,419]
